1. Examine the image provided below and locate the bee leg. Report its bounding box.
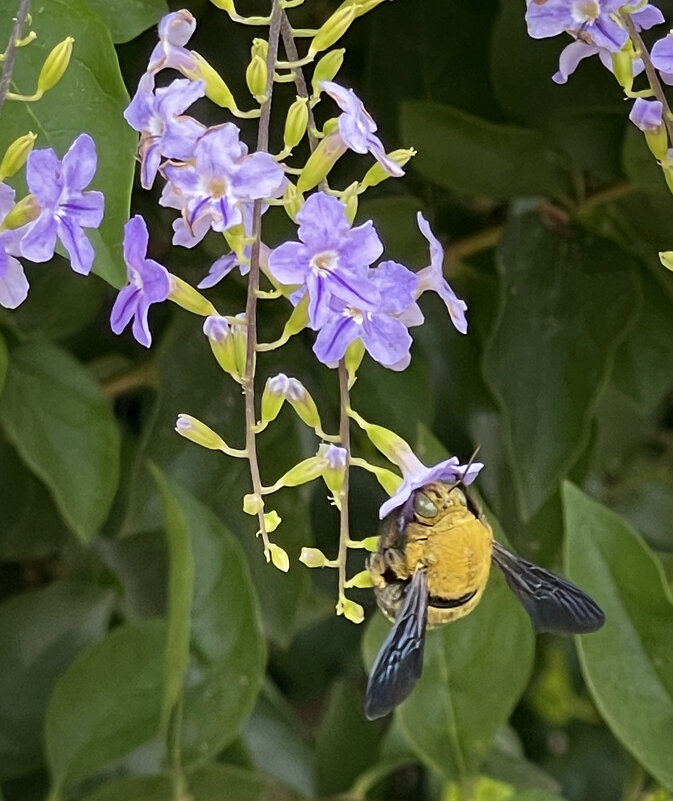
[368,553,388,588]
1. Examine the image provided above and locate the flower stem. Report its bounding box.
[280,11,320,154]
[244,0,283,557]
[336,359,352,610]
[622,12,673,145]
[0,0,31,116]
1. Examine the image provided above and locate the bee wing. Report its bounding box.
[492,541,605,635]
[364,568,428,721]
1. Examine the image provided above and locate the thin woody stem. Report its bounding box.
[336,360,352,609]
[244,0,283,557]
[280,11,319,154]
[0,0,31,116]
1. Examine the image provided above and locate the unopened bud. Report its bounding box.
[659,251,673,271]
[283,97,309,151]
[175,414,227,450]
[309,6,356,55]
[343,184,358,225]
[246,54,267,100]
[345,570,375,589]
[169,275,219,316]
[286,378,322,429]
[297,132,346,193]
[243,493,264,515]
[311,49,345,97]
[361,148,416,189]
[350,0,390,17]
[188,52,238,110]
[203,314,246,383]
[646,127,669,161]
[37,37,74,94]
[266,542,289,571]
[299,547,328,568]
[251,38,268,60]
[274,456,325,489]
[223,223,249,264]
[611,47,634,94]
[282,181,304,223]
[0,132,36,180]
[0,194,40,230]
[260,373,289,424]
[344,338,365,387]
[339,597,364,624]
[210,0,236,11]
[319,443,348,498]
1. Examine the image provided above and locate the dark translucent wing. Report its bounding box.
[364,568,428,720]
[492,541,605,635]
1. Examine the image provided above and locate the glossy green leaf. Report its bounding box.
[563,483,673,790]
[0,343,120,541]
[83,0,168,43]
[0,583,114,780]
[400,101,573,200]
[0,0,135,286]
[150,466,195,735]
[482,209,639,520]
[45,620,166,794]
[362,550,534,780]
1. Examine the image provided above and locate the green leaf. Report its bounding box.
[357,195,428,267]
[0,583,114,780]
[400,101,573,200]
[482,208,639,520]
[563,483,673,791]
[0,333,7,395]
[0,0,136,286]
[45,620,166,794]
[83,0,168,43]
[362,538,534,781]
[150,466,195,735]
[0,343,120,541]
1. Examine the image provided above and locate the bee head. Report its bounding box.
[412,482,468,522]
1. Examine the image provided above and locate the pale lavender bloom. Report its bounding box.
[322,444,348,470]
[20,134,104,275]
[0,184,29,309]
[160,124,286,247]
[268,192,382,329]
[110,215,171,348]
[148,9,197,75]
[124,74,205,189]
[526,0,629,52]
[379,455,484,519]
[629,97,663,130]
[415,213,467,334]
[651,34,673,85]
[320,81,403,177]
[313,260,418,370]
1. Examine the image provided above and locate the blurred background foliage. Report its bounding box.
[1,0,673,799]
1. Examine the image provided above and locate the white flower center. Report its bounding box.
[310,250,339,272]
[207,177,228,198]
[344,306,364,325]
[571,0,601,23]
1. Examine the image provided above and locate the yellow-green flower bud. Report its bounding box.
[274,456,325,488]
[299,547,328,568]
[246,54,267,101]
[611,46,634,94]
[309,6,356,55]
[345,570,375,589]
[349,409,420,472]
[349,0,390,17]
[663,163,673,195]
[284,97,309,151]
[175,414,227,450]
[210,0,236,11]
[282,181,304,223]
[360,535,380,552]
[659,251,673,271]
[251,38,268,60]
[360,148,416,189]
[286,378,322,429]
[343,183,358,225]
[260,373,289,424]
[311,49,345,97]
[243,493,264,515]
[280,292,309,336]
[0,132,36,181]
[297,133,346,193]
[37,37,74,94]
[322,117,339,136]
[169,275,219,316]
[319,443,348,500]
[645,127,668,161]
[223,223,249,264]
[344,338,365,387]
[188,52,237,110]
[367,464,403,496]
[203,314,246,383]
[339,597,364,624]
[264,511,282,533]
[266,542,289,571]
[0,194,40,230]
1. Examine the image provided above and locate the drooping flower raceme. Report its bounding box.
[124,74,206,190]
[110,215,171,347]
[20,133,104,275]
[160,123,286,247]
[0,184,29,309]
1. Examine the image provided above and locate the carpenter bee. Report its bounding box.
[364,480,605,720]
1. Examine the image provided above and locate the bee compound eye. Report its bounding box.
[413,492,438,518]
[453,488,467,506]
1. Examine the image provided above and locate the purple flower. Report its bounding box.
[313,260,418,370]
[110,215,171,347]
[20,134,104,275]
[124,74,205,189]
[629,97,663,131]
[267,192,383,329]
[147,9,197,75]
[651,34,673,85]
[526,0,628,52]
[0,184,29,309]
[160,123,286,247]
[320,81,404,177]
[415,213,467,334]
[379,454,483,519]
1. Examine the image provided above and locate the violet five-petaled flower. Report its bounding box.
[379,454,484,519]
[320,81,404,177]
[110,215,171,348]
[20,133,104,276]
[124,74,206,190]
[0,183,29,309]
[267,192,383,329]
[160,123,286,247]
[629,97,664,131]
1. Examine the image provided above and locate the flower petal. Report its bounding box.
[0,255,29,309]
[20,214,58,263]
[62,134,98,191]
[313,315,359,365]
[57,217,95,275]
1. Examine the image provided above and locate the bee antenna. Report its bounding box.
[457,445,481,486]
